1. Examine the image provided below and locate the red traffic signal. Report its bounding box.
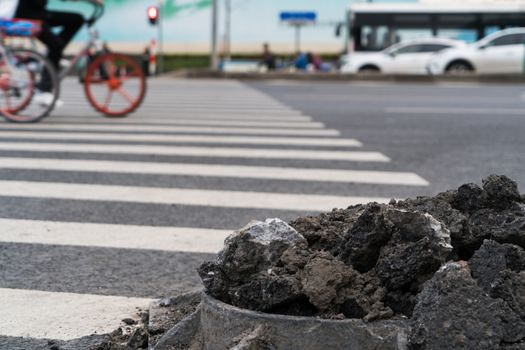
[147,6,159,25]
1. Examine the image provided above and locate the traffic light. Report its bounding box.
[148,6,159,25]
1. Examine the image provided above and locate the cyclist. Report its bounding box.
[15,0,85,105]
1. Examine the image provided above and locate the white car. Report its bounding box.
[428,28,525,75]
[340,38,464,75]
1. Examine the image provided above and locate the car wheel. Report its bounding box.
[358,66,381,74]
[446,61,474,75]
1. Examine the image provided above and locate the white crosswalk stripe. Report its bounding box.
[0,78,429,344]
[0,288,151,341]
[0,157,428,185]
[0,142,387,161]
[0,219,230,253]
[0,131,364,147]
[0,123,341,136]
[385,106,525,115]
[50,109,307,117]
[0,180,391,211]
[41,118,327,129]
[49,114,314,121]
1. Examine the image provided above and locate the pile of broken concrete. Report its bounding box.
[198,175,525,350]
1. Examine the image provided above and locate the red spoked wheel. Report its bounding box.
[84,53,146,117]
[0,69,34,118]
[0,48,58,123]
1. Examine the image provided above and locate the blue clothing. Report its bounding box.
[294,53,308,70]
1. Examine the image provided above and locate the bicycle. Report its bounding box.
[62,0,147,117]
[0,19,60,123]
[1,0,146,122]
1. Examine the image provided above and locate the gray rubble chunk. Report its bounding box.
[490,270,525,322]
[339,208,453,316]
[468,205,525,250]
[395,195,471,259]
[339,204,394,273]
[451,183,487,213]
[408,262,525,350]
[300,251,355,312]
[469,240,525,322]
[469,240,525,292]
[482,174,522,209]
[289,206,365,255]
[198,218,307,309]
[219,218,307,281]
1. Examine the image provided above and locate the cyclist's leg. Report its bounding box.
[35,23,63,92]
[45,11,84,51]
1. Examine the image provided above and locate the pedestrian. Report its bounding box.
[101,41,111,55]
[261,42,276,71]
[142,47,151,77]
[309,52,332,72]
[98,42,112,79]
[293,51,308,71]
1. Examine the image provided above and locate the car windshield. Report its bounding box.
[383,43,402,55]
[484,33,525,47]
[384,43,452,55]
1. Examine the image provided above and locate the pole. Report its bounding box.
[295,25,301,52]
[523,41,525,75]
[158,0,164,74]
[225,0,231,60]
[210,0,219,70]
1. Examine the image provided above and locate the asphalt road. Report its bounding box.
[0,78,523,349]
[253,80,525,193]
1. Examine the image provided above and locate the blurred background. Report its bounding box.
[49,0,525,74]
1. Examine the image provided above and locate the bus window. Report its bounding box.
[360,25,389,51]
[395,29,433,42]
[485,26,501,37]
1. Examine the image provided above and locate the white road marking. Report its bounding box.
[0,219,230,253]
[50,114,313,122]
[42,118,325,129]
[0,142,383,161]
[0,288,151,341]
[0,131,363,148]
[62,95,290,103]
[0,157,427,185]
[0,124,340,136]
[142,102,292,108]
[132,106,300,112]
[434,82,482,89]
[86,106,303,114]
[385,107,525,115]
[0,180,391,211]
[50,110,307,117]
[59,104,303,114]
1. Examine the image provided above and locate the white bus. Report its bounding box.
[341,3,525,52]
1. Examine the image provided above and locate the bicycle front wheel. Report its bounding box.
[84,53,146,117]
[0,48,59,123]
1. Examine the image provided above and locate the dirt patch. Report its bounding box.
[199,175,525,349]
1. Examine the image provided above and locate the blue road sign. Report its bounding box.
[280,12,317,24]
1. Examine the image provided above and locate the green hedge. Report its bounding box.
[158,54,341,72]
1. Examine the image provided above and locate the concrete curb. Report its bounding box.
[165,70,525,83]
